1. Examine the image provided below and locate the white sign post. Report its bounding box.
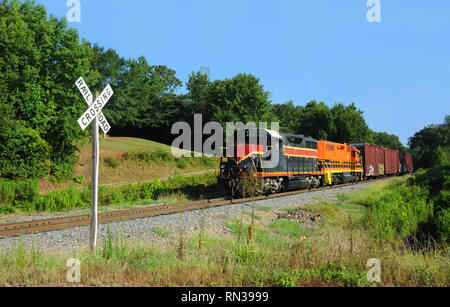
[75,77,114,250]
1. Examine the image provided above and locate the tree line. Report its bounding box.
[0,0,444,181]
[408,116,450,169]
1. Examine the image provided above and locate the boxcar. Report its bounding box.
[405,153,414,173]
[352,143,385,177]
[399,152,407,174]
[384,148,399,175]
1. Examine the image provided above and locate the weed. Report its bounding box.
[247,212,261,221]
[198,207,206,251]
[269,219,309,237]
[257,206,272,212]
[1,175,448,287]
[246,202,256,245]
[176,158,188,169]
[0,173,217,214]
[102,225,127,260]
[73,174,84,184]
[0,204,15,214]
[151,227,171,238]
[237,205,245,244]
[104,156,119,169]
[178,206,185,260]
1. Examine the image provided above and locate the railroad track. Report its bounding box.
[0,178,386,238]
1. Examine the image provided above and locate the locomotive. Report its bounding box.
[218,128,413,197]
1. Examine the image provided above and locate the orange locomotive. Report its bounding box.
[317,141,363,185]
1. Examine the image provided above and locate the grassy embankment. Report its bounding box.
[0,173,448,287]
[0,137,219,215]
[0,172,218,215]
[39,137,218,193]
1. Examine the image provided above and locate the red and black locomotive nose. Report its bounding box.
[234,144,264,162]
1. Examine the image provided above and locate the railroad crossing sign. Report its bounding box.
[75,77,114,251]
[76,77,113,134]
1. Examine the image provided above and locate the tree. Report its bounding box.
[271,101,303,133]
[210,73,275,125]
[102,56,184,141]
[91,44,125,91]
[295,101,334,140]
[0,0,96,179]
[373,131,405,151]
[329,103,373,144]
[186,71,211,120]
[0,120,49,179]
[186,72,276,127]
[409,116,450,169]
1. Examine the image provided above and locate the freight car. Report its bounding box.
[352,143,385,177]
[405,153,414,173]
[384,148,400,175]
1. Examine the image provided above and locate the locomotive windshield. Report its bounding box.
[231,129,272,147]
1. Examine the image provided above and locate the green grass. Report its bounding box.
[268,219,310,237]
[247,212,261,220]
[151,227,172,238]
[1,175,448,287]
[91,137,174,153]
[104,156,119,169]
[73,174,84,184]
[0,179,39,205]
[257,206,272,212]
[0,173,218,214]
[334,177,434,243]
[282,207,298,213]
[122,150,217,170]
[337,193,351,202]
[45,137,219,193]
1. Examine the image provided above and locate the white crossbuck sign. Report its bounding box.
[76,77,113,133]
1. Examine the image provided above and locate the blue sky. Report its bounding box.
[35,0,450,145]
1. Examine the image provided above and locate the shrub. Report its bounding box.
[415,163,450,202]
[434,208,450,243]
[49,156,78,182]
[122,150,174,164]
[33,186,86,212]
[0,179,39,206]
[176,158,188,169]
[415,163,450,243]
[0,204,15,214]
[362,185,433,241]
[73,174,84,184]
[200,156,217,168]
[104,156,119,169]
[0,121,50,179]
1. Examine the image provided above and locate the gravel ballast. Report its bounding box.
[0,179,393,253]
